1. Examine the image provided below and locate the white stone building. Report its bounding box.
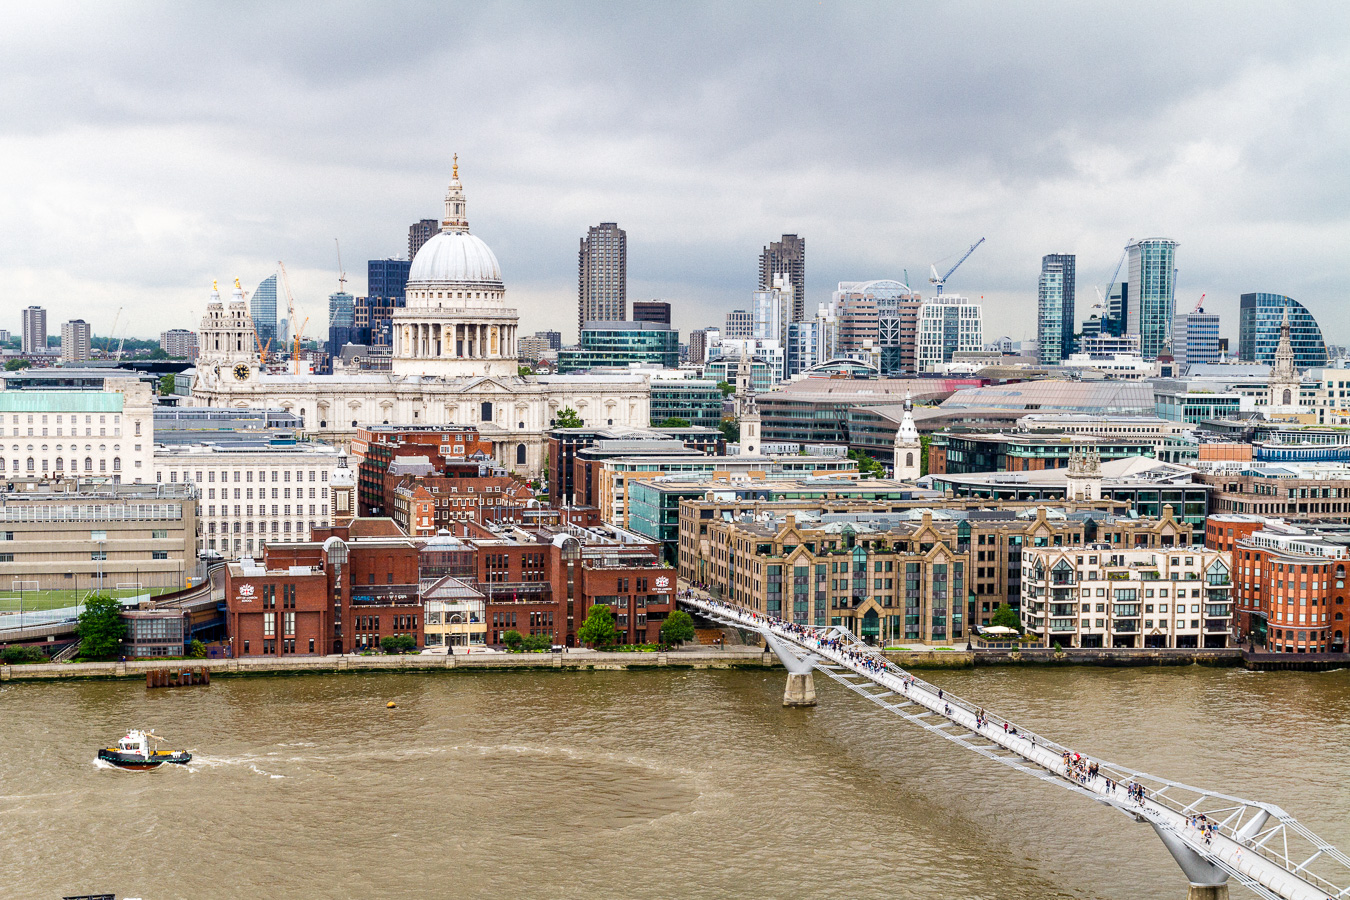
[916,295,984,372]
[191,163,650,475]
[0,375,155,482]
[154,441,345,556]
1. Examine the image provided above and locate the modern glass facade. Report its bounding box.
[648,380,723,429]
[368,258,411,299]
[251,275,278,344]
[1125,238,1176,359]
[786,322,819,377]
[1238,293,1327,369]
[328,292,355,328]
[1037,254,1075,365]
[557,321,679,372]
[916,295,983,372]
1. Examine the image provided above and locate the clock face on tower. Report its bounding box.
[233,363,250,382]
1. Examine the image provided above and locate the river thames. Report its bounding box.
[2,665,1347,900]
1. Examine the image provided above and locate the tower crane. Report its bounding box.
[105,307,122,357]
[335,238,347,295]
[1096,244,1130,315]
[1192,292,1206,314]
[928,237,985,296]
[277,260,306,373]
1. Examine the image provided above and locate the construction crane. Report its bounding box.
[928,237,985,296]
[1095,244,1130,313]
[277,261,306,373]
[1192,292,1206,314]
[105,307,122,357]
[335,238,347,295]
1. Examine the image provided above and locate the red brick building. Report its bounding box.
[1227,520,1349,653]
[384,451,534,536]
[351,425,494,516]
[461,520,676,647]
[225,518,423,655]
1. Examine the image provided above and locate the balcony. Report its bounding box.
[1205,619,1230,633]
[1112,620,1140,634]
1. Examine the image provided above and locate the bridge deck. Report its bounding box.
[681,591,1350,900]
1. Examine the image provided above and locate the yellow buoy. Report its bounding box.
[386,701,397,709]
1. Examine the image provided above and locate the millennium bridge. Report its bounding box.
[680,591,1350,900]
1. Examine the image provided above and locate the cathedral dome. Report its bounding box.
[405,156,504,290]
[408,231,502,286]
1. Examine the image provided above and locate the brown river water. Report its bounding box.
[1,665,1347,900]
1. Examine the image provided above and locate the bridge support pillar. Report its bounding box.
[783,671,816,707]
[1185,885,1228,900]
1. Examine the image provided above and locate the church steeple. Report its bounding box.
[1273,303,1296,380]
[442,154,470,234]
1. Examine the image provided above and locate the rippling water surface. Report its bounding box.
[2,665,1347,900]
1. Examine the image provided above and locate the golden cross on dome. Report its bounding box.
[234,277,241,289]
[213,279,218,291]
[453,153,458,179]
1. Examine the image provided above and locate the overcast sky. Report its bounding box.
[2,2,1348,347]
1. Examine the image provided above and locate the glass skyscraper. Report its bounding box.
[328,292,355,328]
[1037,253,1076,364]
[1125,238,1177,360]
[368,258,411,300]
[251,274,278,344]
[1238,293,1327,369]
[557,321,678,373]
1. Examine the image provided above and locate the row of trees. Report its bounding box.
[500,606,696,652]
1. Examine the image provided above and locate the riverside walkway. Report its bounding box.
[681,591,1350,900]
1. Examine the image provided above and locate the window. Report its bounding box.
[91,551,107,561]
[151,551,168,560]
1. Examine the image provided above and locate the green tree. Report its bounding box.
[577,603,620,649]
[158,373,175,395]
[149,346,169,360]
[991,604,1021,631]
[502,629,524,651]
[76,594,126,659]
[382,634,416,654]
[554,407,583,428]
[520,633,552,652]
[716,380,734,397]
[1,646,46,664]
[847,449,886,479]
[4,359,31,371]
[660,610,696,646]
[718,416,740,444]
[919,434,932,476]
[518,365,533,377]
[186,639,207,659]
[656,417,690,428]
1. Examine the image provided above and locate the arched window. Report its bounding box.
[1337,612,1344,621]
[1283,389,1292,405]
[516,443,526,465]
[55,457,63,471]
[113,457,121,471]
[905,452,914,467]
[481,401,493,421]
[84,457,93,472]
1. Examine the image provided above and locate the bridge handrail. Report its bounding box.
[682,590,1350,900]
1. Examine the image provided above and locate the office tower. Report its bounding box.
[533,330,562,351]
[1172,308,1221,374]
[1238,293,1327,369]
[759,234,806,322]
[916,296,984,372]
[557,321,679,372]
[21,306,46,354]
[160,329,199,361]
[724,308,753,339]
[688,328,712,365]
[368,258,411,300]
[750,286,783,343]
[60,319,91,362]
[408,219,440,262]
[329,292,355,328]
[578,223,627,333]
[1125,238,1177,360]
[632,300,671,325]
[251,275,278,344]
[786,321,820,376]
[1037,253,1076,365]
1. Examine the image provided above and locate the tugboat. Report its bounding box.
[97,730,191,770]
